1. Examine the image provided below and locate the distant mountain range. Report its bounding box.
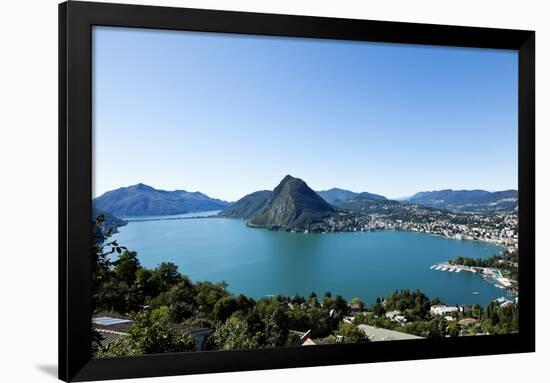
[93,183,231,216]
[93,180,518,223]
[334,194,402,214]
[405,189,518,213]
[316,188,386,205]
[316,187,518,214]
[218,179,518,230]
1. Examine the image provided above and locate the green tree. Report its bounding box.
[94,279,129,313]
[371,298,385,317]
[114,251,140,286]
[98,308,196,357]
[213,295,254,323]
[169,301,195,323]
[403,320,429,337]
[337,322,368,343]
[134,268,159,299]
[351,297,365,312]
[291,294,305,305]
[286,331,302,346]
[427,316,447,338]
[265,305,290,347]
[194,281,230,318]
[448,321,460,337]
[322,294,335,310]
[333,295,349,316]
[212,316,261,350]
[150,278,195,308]
[91,214,127,312]
[157,262,183,288]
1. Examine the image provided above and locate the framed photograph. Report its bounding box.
[59,1,535,381]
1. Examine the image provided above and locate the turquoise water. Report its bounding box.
[111,216,509,306]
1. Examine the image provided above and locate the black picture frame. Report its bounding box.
[59,1,535,381]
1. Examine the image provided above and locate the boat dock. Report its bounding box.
[429,263,514,290]
[429,262,476,275]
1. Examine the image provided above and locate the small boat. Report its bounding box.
[435,266,442,270]
[455,269,461,273]
[448,268,455,272]
[441,267,448,271]
[472,292,480,295]
[430,265,436,270]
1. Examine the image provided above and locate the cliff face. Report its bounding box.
[249,175,335,230]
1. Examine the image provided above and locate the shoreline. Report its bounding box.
[109,218,511,308]
[122,214,510,252]
[241,218,509,251]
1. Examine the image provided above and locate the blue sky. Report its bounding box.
[92,26,518,201]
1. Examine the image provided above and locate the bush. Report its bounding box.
[336,322,368,343]
[212,317,261,350]
[97,308,196,357]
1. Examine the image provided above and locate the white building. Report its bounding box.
[430,305,459,316]
[386,310,407,324]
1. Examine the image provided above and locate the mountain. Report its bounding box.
[93,183,231,216]
[406,189,518,213]
[334,194,401,214]
[249,175,335,230]
[317,188,386,205]
[218,190,272,219]
[354,192,387,200]
[316,188,358,204]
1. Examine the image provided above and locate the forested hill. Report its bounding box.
[406,189,518,213]
[93,183,231,216]
[218,190,272,219]
[316,188,386,205]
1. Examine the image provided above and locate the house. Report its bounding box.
[290,329,322,346]
[430,305,459,316]
[495,297,514,307]
[302,338,318,346]
[386,310,407,324]
[349,302,363,313]
[291,329,313,344]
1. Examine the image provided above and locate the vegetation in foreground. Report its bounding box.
[92,215,519,358]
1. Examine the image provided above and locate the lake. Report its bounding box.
[111,213,510,306]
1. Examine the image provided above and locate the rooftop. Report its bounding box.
[93,316,132,326]
[357,324,424,342]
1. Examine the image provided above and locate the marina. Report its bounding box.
[429,262,515,293]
